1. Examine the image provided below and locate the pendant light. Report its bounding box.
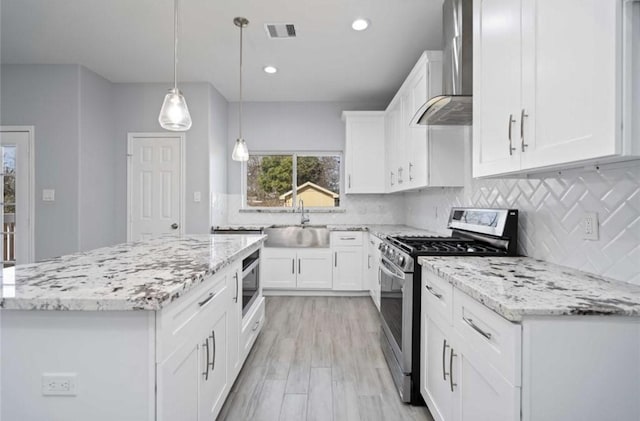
[232,17,250,162]
[158,0,192,131]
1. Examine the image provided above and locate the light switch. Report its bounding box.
[193,191,201,203]
[42,189,55,202]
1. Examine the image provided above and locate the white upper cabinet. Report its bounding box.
[387,51,465,191]
[342,111,386,194]
[473,0,640,177]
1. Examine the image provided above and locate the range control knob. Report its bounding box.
[398,256,405,267]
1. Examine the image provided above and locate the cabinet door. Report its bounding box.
[261,248,297,289]
[519,0,620,170]
[296,248,333,289]
[423,315,453,421]
[396,90,411,188]
[385,101,401,191]
[407,60,429,188]
[227,264,242,380]
[451,351,520,421]
[344,113,386,194]
[332,247,364,291]
[199,310,229,421]
[158,339,200,421]
[472,0,523,177]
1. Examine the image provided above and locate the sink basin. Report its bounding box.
[264,225,330,248]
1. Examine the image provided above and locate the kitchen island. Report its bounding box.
[1,234,265,421]
[418,256,640,421]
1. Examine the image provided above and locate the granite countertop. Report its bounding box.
[211,224,438,239]
[418,256,640,322]
[0,234,265,312]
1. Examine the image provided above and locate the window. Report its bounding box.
[246,153,341,208]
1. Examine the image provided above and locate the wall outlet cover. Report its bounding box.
[42,373,77,396]
[582,212,599,241]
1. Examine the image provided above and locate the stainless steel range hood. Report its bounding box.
[413,0,472,126]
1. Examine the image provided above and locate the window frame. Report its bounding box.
[241,151,344,212]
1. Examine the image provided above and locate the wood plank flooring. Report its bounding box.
[218,296,434,421]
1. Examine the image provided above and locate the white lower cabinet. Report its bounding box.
[262,247,332,290]
[421,266,640,421]
[158,334,200,421]
[331,231,365,291]
[200,310,229,420]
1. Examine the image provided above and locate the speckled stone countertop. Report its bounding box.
[210,224,438,238]
[418,256,640,322]
[0,234,265,311]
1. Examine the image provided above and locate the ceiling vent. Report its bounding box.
[265,23,297,39]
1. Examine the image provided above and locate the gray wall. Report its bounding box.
[0,64,81,259]
[78,66,117,251]
[209,85,229,227]
[225,101,406,226]
[112,82,217,240]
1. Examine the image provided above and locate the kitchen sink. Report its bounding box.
[264,225,330,248]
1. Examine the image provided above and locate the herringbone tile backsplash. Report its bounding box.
[405,150,640,285]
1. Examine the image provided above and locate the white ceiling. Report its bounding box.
[0,0,444,103]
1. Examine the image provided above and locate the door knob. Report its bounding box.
[171,223,179,230]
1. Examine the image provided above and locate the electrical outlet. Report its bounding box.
[42,373,77,396]
[582,212,599,240]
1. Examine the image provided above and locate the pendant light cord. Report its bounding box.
[238,23,244,139]
[174,0,178,90]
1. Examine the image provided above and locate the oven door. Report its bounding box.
[379,255,413,373]
[241,250,260,317]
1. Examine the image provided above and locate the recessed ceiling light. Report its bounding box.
[351,19,369,31]
[263,65,278,74]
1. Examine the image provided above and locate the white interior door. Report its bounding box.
[128,133,184,242]
[0,128,34,267]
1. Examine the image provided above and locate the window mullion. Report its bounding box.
[292,154,297,208]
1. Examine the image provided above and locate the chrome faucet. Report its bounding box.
[298,200,310,225]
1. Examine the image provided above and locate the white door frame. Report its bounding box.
[126,132,186,242]
[0,126,35,264]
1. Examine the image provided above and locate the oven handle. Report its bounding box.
[243,259,259,278]
[379,259,405,280]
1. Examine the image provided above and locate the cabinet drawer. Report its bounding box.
[241,297,265,361]
[331,231,364,246]
[157,272,229,362]
[422,269,453,326]
[453,289,521,386]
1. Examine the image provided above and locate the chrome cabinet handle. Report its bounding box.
[334,252,338,267]
[348,174,351,188]
[198,292,216,307]
[449,348,457,392]
[202,338,210,380]
[234,273,239,303]
[378,267,381,285]
[252,320,260,331]
[442,339,450,381]
[463,317,492,340]
[425,284,442,299]
[508,114,516,156]
[292,259,295,274]
[210,330,216,372]
[367,255,371,269]
[340,236,356,240]
[408,162,414,181]
[390,171,395,186]
[298,258,301,274]
[520,109,529,152]
[398,167,403,184]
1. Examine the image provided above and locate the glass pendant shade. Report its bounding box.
[159,88,192,131]
[232,138,249,161]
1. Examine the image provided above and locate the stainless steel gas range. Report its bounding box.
[378,208,519,404]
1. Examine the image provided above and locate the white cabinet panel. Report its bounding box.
[332,247,364,291]
[227,264,242,380]
[343,112,386,194]
[199,310,228,420]
[261,248,297,289]
[158,338,200,421]
[423,315,453,421]
[297,248,333,289]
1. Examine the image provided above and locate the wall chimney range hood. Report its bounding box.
[413,0,472,126]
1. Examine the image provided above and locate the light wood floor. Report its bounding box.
[218,296,435,421]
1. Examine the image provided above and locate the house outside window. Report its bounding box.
[245,153,341,209]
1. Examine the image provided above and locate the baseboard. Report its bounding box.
[262,289,370,297]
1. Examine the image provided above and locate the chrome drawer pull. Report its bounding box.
[198,292,216,307]
[202,338,210,380]
[442,339,450,381]
[507,114,516,156]
[426,284,443,299]
[449,348,457,392]
[252,320,260,331]
[210,330,216,372]
[463,317,492,340]
[340,236,357,240]
[520,109,529,152]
